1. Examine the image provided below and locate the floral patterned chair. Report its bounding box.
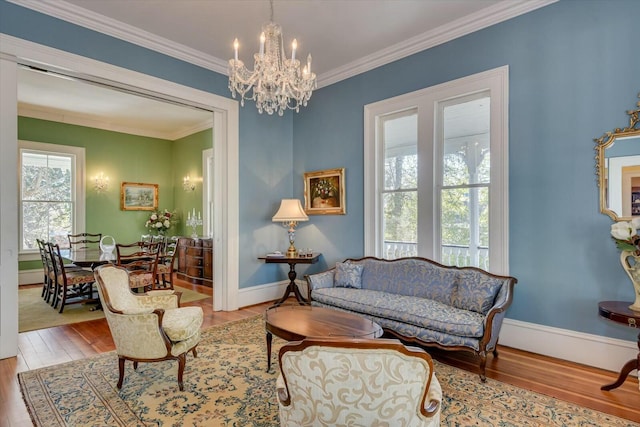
[276,338,441,427]
[94,264,203,391]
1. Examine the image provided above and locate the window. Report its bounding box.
[19,141,85,253]
[364,66,509,273]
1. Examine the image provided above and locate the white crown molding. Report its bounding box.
[318,0,557,88]
[17,105,213,140]
[6,0,229,75]
[8,0,557,89]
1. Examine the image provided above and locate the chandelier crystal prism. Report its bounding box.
[228,0,316,116]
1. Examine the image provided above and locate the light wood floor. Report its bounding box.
[2,278,639,426]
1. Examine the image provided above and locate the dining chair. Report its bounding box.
[36,239,56,303]
[48,242,97,312]
[116,241,161,292]
[67,232,102,249]
[155,236,178,290]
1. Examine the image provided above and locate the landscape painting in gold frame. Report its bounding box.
[304,168,345,215]
[120,182,158,211]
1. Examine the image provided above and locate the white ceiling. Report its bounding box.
[13,0,554,138]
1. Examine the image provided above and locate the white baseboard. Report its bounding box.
[237,279,308,308]
[19,269,42,286]
[500,318,637,375]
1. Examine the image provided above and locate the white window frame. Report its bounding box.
[364,66,509,274]
[18,140,85,260]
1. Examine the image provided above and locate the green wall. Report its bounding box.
[172,128,213,236]
[18,116,211,271]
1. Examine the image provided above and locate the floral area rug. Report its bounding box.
[19,316,638,427]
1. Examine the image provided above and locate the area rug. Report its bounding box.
[18,285,209,332]
[19,316,638,427]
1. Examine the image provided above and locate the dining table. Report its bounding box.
[59,248,115,270]
[60,246,164,269]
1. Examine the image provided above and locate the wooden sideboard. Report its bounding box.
[176,237,213,287]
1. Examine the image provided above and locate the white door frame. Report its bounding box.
[0,34,239,357]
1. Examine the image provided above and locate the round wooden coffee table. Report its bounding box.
[265,305,383,371]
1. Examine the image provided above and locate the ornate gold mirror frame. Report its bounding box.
[595,93,640,221]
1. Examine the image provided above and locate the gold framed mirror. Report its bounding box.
[595,93,640,221]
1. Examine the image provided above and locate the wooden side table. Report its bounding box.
[598,301,640,391]
[259,253,320,306]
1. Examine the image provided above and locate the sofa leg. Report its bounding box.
[479,351,487,382]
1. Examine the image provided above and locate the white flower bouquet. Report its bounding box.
[145,209,176,234]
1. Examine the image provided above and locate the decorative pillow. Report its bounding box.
[451,270,504,314]
[334,262,364,289]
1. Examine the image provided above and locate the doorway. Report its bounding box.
[0,34,240,358]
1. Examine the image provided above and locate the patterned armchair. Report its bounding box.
[276,338,441,427]
[94,264,203,391]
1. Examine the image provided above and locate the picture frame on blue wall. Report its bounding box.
[120,182,158,211]
[303,168,346,215]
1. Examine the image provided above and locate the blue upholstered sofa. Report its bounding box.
[305,256,517,381]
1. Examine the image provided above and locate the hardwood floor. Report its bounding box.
[2,279,639,426]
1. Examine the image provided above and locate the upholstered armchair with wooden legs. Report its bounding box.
[94,264,203,391]
[277,338,442,427]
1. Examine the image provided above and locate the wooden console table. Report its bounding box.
[598,301,640,391]
[259,253,320,306]
[176,237,213,287]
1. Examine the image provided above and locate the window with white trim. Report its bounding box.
[364,66,509,273]
[19,141,85,253]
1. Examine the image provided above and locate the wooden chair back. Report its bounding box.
[116,241,161,292]
[48,242,96,312]
[37,239,55,303]
[68,232,102,249]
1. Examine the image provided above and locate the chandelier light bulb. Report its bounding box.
[227,0,316,116]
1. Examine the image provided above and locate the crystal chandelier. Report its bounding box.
[228,0,316,116]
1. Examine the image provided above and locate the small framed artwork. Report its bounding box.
[304,168,346,215]
[120,182,158,211]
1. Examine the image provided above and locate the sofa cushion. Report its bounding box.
[334,262,364,289]
[311,288,485,338]
[451,270,505,314]
[354,258,457,305]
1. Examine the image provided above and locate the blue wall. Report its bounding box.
[3,0,640,340]
[293,0,640,341]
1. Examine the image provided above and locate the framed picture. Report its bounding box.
[304,168,346,215]
[120,182,158,211]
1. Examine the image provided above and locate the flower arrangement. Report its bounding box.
[610,218,640,255]
[145,209,176,234]
[312,178,337,200]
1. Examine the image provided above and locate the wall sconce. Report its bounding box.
[93,172,110,193]
[183,175,196,192]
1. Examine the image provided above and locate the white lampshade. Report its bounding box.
[272,199,309,222]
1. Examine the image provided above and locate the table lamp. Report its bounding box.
[272,199,309,257]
